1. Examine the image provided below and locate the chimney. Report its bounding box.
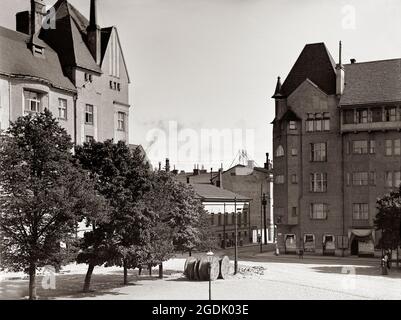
[30,0,45,36]
[264,153,270,169]
[218,168,223,189]
[87,0,101,65]
[247,160,255,169]
[193,164,199,176]
[350,58,356,64]
[336,41,345,96]
[186,176,190,184]
[165,158,170,172]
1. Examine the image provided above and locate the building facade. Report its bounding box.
[273,42,401,257]
[0,0,130,144]
[213,159,274,244]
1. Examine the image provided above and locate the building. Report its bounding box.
[173,164,252,248]
[272,42,401,257]
[212,157,273,244]
[0,0,130,144]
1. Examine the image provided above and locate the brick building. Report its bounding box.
[0,0,130,144]
[272,42,401,257]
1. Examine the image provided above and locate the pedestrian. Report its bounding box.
[298,248,304,259]
[386,251,391,269]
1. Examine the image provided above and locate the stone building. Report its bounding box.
[272,42,401,257]
[0,0,130,144]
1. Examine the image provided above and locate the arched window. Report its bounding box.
[276,145,284,157]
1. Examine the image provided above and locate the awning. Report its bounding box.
[348,229,375,242]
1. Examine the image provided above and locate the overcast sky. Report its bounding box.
[2,0,401,171]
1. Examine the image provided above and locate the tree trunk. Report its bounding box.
[28,262,37,300]
[138,267,142,276]
[83,264,95,293]
[148,265,152,276]
[159,263,163,279]
[123,260,128,285]
[189,249,192,257]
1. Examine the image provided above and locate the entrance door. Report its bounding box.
[351,239,359,256]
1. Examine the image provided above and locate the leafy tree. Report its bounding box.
[74,141,155,290]
[375,186,401,251]
[0,110,103,300]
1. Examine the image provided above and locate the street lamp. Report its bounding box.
[206,250,214,301]
[262,193,267,245]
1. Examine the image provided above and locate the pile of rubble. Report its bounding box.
[236,265,266,278]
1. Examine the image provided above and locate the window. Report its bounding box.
[394,139,401,156]
[117,112,126,131]
[291,174,298,184]
[276,145,284,157]
[343,109,354,124]
[385,140,393,156]
[310,173,327,192]
[371,108,382,122]
[24,90,41,113]
[211,213,215,226]
[85,135,94,143]
[289,121,297,130]
[352,140,368,154]
[369,172,376,186]
[310,204,328,220]
[218,213,222,226]
[352,172,368,186]
[292,207,297,217]
[291,148,298,156]
[275,175,285,184]
[306,113,330,132]
[85,105,94,125]
[58,98,67,120]
[369,140,376,154]
[311,143,327,162]
[384,107,397,122]
[356,109,368,124]
[385,171,393,188]
[352,203,368,220]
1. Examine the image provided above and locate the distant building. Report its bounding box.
[0,0,130,144]
[211,157,273,244]
[272,42,401,257]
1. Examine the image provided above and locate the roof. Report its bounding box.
[191,183,251,202]
[175,171,218,184]
[281,43,337,97]
[0,26,76,92]
[340,59,401,106]
[40,0,102,74]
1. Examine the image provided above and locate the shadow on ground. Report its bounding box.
[0,268,183,300]
[312,265,401,279]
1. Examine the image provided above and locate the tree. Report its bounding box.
[374,186,401,251]
[74,141,155,289]
[0,110,103,300]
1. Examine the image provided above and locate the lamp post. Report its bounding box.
[234,197,238,275]
[262,193,267,245]
[206,250,214,300]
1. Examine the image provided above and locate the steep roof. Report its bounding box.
[191,183,251,202]
[0,26,76,92]
[281,43,337,97]
[340,59,401,106]
[40,0,102,73]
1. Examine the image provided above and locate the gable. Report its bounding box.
[101,27,130,83]
[287,78,329,111]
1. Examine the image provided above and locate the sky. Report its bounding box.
[2,0,401,171]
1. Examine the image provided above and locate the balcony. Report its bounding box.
[341,121,401,133]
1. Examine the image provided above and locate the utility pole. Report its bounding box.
[259,184,263,253]
[234,197,238,275]
[262,193,267,245]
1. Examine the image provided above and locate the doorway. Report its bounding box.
[351,238,359,256]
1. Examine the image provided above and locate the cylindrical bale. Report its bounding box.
[194,259,201,281]
[198,256,220,281]
[184,257,197,279]
[219,256,230,279]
